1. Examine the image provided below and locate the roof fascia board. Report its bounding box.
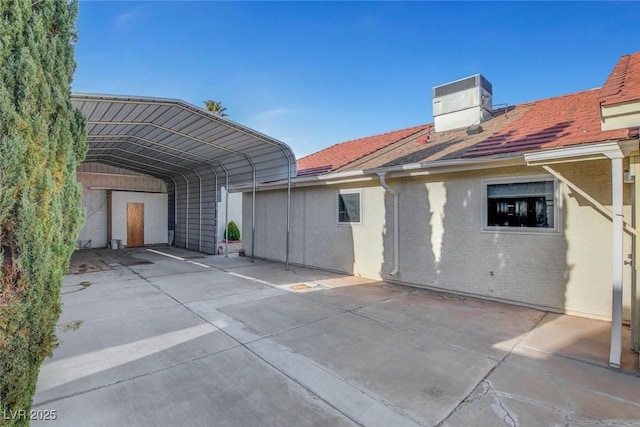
[231,156,524,192]
[524,141,634,165]
[370,156,524,178]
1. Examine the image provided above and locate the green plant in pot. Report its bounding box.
[224,221,241,241]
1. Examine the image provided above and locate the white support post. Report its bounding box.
[610,155,624,368]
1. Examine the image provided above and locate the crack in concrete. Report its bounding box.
[485,381,518,427]
[435,312,549,427]
[464,380,491,404]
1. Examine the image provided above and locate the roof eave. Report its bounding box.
[231,155,525,192]
[233,138,640,193]
[525,140,639,166]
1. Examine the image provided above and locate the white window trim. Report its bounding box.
[481,175,563,235]
[336,189,364,226]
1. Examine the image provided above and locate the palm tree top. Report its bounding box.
[204,100,228,117]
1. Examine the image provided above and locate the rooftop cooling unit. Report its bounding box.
[432,74,492,132]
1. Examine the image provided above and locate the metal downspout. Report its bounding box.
[378,172,399,276]
[286,160,292,270]
[610,155,624,368]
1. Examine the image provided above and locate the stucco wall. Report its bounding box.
[244,159,634,320]
[76,167,167,248]
[111,191,168,246]
[243,182,385,278]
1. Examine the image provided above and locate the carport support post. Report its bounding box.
[251,168,256,263]
[172,178,178,246]
[609,154,624,368]
[185,176,190,250]
[196,170,202,253]
[225,174,229,258]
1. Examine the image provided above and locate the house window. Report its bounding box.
[337,190,362,225]
[482,177,560,233]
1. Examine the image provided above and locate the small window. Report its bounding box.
[337,190,362,225]
[482,177,560,233]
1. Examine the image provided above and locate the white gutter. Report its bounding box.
[230,155,524,193]
[523,141,634,165]
[378,173,399,276]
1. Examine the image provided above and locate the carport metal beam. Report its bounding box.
[88,120,259,260]
[86,135,227,248]
[75,93,297,265]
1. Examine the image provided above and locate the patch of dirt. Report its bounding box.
[70,260,110,275]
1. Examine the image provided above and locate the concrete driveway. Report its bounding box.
[33,247,640,426]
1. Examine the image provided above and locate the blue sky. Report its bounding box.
[74,1,639,158]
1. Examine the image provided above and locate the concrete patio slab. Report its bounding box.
[147,269,265,304]
[128,258,212,278]
[219,293,342,337]
[444,345,640,425]
[270,312,497,425]
[33,249,640,427]
[519,312,640,373]
[62,265,139,287]
[354,289,546,359]
[57,282,175,324]
[35,305,237,405]
[248,339,423,427]
[34,347,355,427]
[302,281,418,311]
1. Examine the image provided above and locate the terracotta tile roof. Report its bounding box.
[462,89,629,157]
[335,107,531,172]
[599,52,640,106]
[296,124,429,175]
[298,52,639,176]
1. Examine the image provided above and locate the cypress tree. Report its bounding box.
[0,1,86,423]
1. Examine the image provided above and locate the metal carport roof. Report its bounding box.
[71,93,296,261]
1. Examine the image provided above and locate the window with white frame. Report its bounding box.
[482,177,560,233]
[337,190,363,225]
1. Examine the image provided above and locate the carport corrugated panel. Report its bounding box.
[72,93,296,183]
[73,93,296,255]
